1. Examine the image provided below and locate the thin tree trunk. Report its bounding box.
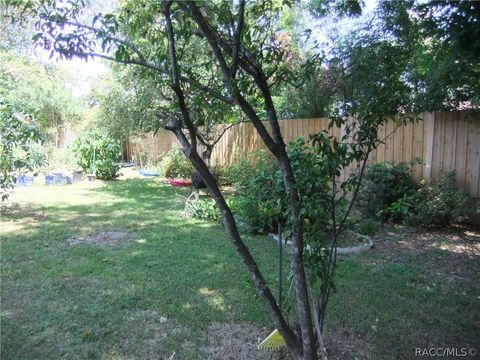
[162,4,303,357]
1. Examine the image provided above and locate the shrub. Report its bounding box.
[226,151,277,190]
[72,130,121,180]
[406,172,477,227]
[228,140,335,235]
[158,146,193,179]
[1,102,45,199]
[210,164,232,186]
[356,218,379,236]
[228,151,283,233]
[185,198,221,222]
[358,161,418,221]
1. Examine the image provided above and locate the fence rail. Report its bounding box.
[126,111,480,198]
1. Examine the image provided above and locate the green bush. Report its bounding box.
[72,130,121,180]
[228,151,282,233]
[358,162,418,221]
[185,198,221,222]
[1,101,46,199]
[406,172,477,227]
[210,164,232,186]
[356,218,379,236]
[158,146,193,179]
[228,140,336,235]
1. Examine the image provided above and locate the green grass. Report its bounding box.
[1,179,479,359]
[328,256,479,358]
[1,180,281,359]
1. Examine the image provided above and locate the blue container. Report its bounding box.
[16,174,26,186]
[45,175,54,185]
[52,172,66,185]
[24,175,34,186]
[15,175,34,187]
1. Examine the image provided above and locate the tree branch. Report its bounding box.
[230,0,245,78]
[164,2,196,150]
[63,20,147,63]
[185,2,234,96]
[50,18,234,104]
[211,123,236,148]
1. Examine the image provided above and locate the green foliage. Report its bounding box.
[158,147,193,179]
[0,100,45,200]
[229,136,356,236]
[228,151,282,234]
[358,162,418,221]
[43,145,78,172]
[406,172,477,227]
[359,164,476,227]
[356,218,379,236]
[274,68,336,119]
[309,0,363,18]
[326,1,480,114]
[72,130,121,180]
[0,49,81,132]
[93,66,169,138]
[210,164,232,187]
[185,198,222,223]
[385,193,415,222]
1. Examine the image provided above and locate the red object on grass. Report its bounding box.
[169,178,192,187]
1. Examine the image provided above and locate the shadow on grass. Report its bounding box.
[1,179,282,359]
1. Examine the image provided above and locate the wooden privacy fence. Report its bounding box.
[126,111,480,198]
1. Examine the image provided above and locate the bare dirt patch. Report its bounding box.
[325,328,372,360]
[1,221,29,233]
[115,310,189,360]
[203,322,291,360]
[67,230,133,245]
[368,225,480,289]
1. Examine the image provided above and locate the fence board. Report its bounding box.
[376,123,386,164]
[412,120,424,182]
[466,118,480,197]
[455,112,469,189]
[394,117,404,164]
[432,111,446,179]
[423,112,435,182]
[385,121,395,162]
[403,122,413,163]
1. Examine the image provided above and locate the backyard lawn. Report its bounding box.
[1,177,479,359]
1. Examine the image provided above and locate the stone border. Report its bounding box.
[270,230,374,256]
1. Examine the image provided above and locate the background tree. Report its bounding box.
[323,0,480,113]
[0,49,82,143]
